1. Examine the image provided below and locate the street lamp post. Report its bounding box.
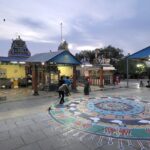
[126,53,130,88]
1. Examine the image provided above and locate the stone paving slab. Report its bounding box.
[0,137,24,150]
[38,138,56,150]
[9,126,32,138]
[21,130,47,145]
[0,131,10,141]
[0,84,150,150]
[16,143,41,150]
[0,79,141,103]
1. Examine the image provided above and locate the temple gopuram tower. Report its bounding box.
[0,36,31,88]
[8,36,31,58]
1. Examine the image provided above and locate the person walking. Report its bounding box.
[58,76,65,98]
[84,77,90,95]
[64,76,72,96]
[58,84,69,104]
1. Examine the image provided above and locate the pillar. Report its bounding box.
[72,65,77,90]
[41,65,45,85]
[100,68,104,88]
[58,70,60,81]
[32,64,39,95]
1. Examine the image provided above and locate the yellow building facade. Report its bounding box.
[58,65,73,77]
[0,36,31,88]
[0,64,26,79]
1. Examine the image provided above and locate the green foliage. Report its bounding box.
[130,61,147,78]
[75,45,147,78]
[117,59,126,74]
[117,58,146,78]
[98,45,124,59]
[75,50,95,63]
[136,64,145,74]
[75,45,124,67]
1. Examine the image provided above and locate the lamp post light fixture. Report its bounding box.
[41,62,45,66]
[136,64,143,68]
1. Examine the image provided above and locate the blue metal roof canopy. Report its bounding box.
[26,50,81,65]
[0,56,27,62]
[126,46,150,88]
[128,46,150,60]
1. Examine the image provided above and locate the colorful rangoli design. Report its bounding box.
[49,96,150,149]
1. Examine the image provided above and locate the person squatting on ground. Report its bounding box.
[58,84,70,104]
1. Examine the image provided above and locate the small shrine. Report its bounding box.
[26,50,81,95]
[77,49,116,87]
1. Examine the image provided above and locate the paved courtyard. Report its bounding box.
[0,81,150,150]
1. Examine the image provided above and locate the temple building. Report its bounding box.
[0,36,31,88]
[77,49,116,87]
[0,37,81,93]
[26,41,81,95]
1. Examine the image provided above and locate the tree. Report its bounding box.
[129,61,146,78]
[117,57,147,79]
[75,45,124,66]
[75,50,95,64]
[99,45,124,68]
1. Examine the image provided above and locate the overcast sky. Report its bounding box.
[0,0,150,56]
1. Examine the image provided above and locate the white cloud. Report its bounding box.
[76,45,97,51]
[69,42,104,54]
[76,44,103,51]
[0,0,150,56]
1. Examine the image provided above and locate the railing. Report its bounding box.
[89,78,101,86]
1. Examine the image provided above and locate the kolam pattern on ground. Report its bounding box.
[49,96,150,141]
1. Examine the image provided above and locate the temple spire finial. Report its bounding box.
[60,22,63,42]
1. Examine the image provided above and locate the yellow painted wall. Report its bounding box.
[58,66,73,77]
[0,64,26,79]
[51,73,58,84]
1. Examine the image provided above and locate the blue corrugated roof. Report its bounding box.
[0,56,27,62]
[26,50,81,65]
[0,50,81,65]
[129,46,150,59]
[50,50,81,65]
[26,50,63,63]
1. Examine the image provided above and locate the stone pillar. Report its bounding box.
[58,70,60,81]
[72,65,77,90]
[32,64,39,95]
[49,65,51,88]
[41,65,45,85]
[100,68,104,88]
[25,65,28,77]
